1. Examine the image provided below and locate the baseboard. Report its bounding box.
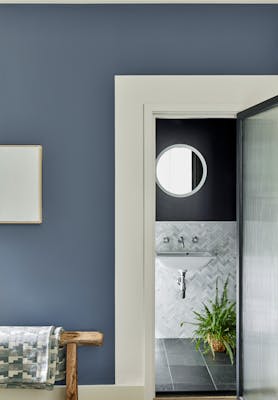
[155,397,237,400]
[0,385,144,400]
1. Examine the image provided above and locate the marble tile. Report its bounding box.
[155,221,236,338]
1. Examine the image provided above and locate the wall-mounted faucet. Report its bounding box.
[177,269,187,299]
[178,236,185,248]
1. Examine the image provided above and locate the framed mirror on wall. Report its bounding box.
[156,144,207,198]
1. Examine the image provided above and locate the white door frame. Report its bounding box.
[115,76,278,400]
[2,1,278,4]
[143,105,240,399]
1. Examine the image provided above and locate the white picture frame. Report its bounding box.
[0,145,42,224]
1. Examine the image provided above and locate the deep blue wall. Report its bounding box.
[0,5,277,384]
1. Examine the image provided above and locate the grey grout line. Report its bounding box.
[162,339,174,391]
[199,348,217,390]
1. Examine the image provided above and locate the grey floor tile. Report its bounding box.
[173,383,215,391]
[156,365,172,385]
[164,339,186,354]
[203,350,234,366]
[167,350,204,366]
[155,383,173,392]
[170,365,212,385]
[155,339,168,368]
[208,365,236,384]
[180,338,198,349]
[155,339,164,352]
[155,350,168,366]
[216,383,237,391]
[155,339,236,393]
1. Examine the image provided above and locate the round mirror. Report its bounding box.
[156,144,207,197]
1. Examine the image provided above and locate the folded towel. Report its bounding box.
[0,326,65,389]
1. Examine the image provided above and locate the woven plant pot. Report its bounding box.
[207,335,226,353]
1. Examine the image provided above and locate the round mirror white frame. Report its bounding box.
[156,144,207,198]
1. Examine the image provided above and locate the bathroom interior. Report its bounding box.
[155,118,237,396]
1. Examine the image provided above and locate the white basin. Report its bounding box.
[156,251,214,271]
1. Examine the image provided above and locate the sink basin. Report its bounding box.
[156,251,215,271]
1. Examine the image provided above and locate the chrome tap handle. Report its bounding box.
[192,235,199,243]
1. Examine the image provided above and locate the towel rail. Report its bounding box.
[61,331,104,400]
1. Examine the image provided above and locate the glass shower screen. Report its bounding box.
[238,97,278,400]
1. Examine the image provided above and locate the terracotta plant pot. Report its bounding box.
[207,336,226,353]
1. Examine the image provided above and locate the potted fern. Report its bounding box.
[181,277,236,364]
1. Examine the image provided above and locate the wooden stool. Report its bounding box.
[60,331,104,400]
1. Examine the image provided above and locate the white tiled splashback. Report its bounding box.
[155,221,237,338]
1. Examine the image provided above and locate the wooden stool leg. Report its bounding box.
[66,343,78,400]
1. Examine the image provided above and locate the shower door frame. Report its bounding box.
[237,95,278,397]
[115,76,278,400]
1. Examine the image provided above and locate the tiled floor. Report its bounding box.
[155,338,236,393]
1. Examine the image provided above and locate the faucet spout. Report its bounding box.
[177,269,187,299]
[178,236,185,248]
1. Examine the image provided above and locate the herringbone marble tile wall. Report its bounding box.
[155,221,237,338]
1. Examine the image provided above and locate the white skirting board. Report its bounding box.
[0,385,144,400]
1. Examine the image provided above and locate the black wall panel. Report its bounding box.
[156,119,236,221]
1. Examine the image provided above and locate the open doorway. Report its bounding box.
[155,118,237,396]
[115,76,278,400]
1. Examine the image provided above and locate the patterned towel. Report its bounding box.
[0,326,65,389]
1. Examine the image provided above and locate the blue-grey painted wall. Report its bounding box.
[0,5,277,384]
